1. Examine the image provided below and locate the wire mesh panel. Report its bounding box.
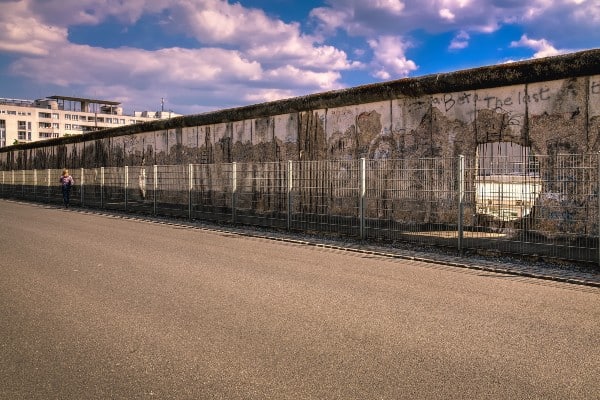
[68,169,83,207]
[125,166,155,214]
[190,163,234,223]
[102,167,126,211]
[81,168,104,208]
[235,162,288,229]
[155,165,189,218]
[10,170,25,199]
[365,158,459,247]
[33,169,52,203]
[22,170,37,201]
[290,160,361,236]
[463,153,599,263]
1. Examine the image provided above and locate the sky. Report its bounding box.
[0,0,599,116]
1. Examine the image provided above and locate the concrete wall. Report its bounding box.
[1,49,599,171]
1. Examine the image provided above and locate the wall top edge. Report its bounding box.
[4,48,600,153]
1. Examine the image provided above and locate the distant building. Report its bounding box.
[0,95,181,147]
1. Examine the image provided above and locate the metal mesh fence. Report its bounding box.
[190,163,234,223]
[1,154,598,264]
[236,162,288,229]
[365,158,459,247]
[290,160,361,237]
[463,153,599,263]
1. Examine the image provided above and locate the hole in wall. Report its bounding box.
[475,142,541,224]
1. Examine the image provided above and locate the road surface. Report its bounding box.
[1,200,598,399]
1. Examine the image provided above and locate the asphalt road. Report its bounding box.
[0,200,599,399]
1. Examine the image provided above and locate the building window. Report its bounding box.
[52,113,59,119]
[120,119,125,124]
[65,124,71,130]
[65,114,71,120]
[71,115,79,121]
[39,112,51,118]
[39,122,52,129]
[7,110,16,115]
[18,121,27,130]
[18,131,27,140]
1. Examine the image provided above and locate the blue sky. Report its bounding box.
[1,0,599,115]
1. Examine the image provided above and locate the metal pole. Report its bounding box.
[80,168,84,206]
[33,169,37,201]
[22,170,25,198]
[360,157,366,240]
[124,166,129,211]
[188,163,193,221]
[287,160,293,231]
[153,165,157,216]
[232,162,237,224]
[458,155,465,253]
[101,167,105,209]
[47,169,50,202]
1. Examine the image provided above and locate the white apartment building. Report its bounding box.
[0,95,181,147]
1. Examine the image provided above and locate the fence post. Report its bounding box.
[80,168,84,206]
[124,166,129,211]
[360,157,366,240]
[153,165,157,216]
[189,163,193,221]
[598,152,600,267]
[101,167,105,209]
[22,170,25,198]
[232,162,237,224]
[47,169,50,202]
[458,155,465,254]
[287,160,293,231]
[33,169,37,201]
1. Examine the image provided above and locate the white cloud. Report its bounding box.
[449,30,470,50]
[0,0,67,56]
[368,36,418,80]
[439,8,456,21]
[509,34,563,58]
[0,0,363,114]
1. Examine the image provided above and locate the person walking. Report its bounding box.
[59,169,75,208]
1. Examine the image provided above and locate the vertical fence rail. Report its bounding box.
[80,168,84,206]
[360,157,366,240]
[188,163,193,221]
[153,165,157,215]
[101,167,105,209]
[33,169,37,201]
[232,162,237,224]
[287,160,292,231]
[124,166,129,211]
[458,155,465,253]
